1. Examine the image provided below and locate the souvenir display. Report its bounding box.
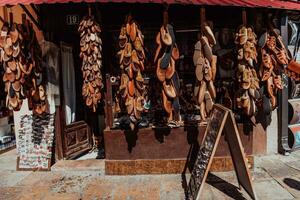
[154,19,181,127]
[21,20,47,115]
[117,16,146,130]
[78,16,103,112]
[235,26,260,116]
[17,113,55,170]
[0,23,23,111]
[0,21,46,114]
[259,29,288,109]
[193,23,217,122]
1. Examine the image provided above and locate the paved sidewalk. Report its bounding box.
[1,149,300,199]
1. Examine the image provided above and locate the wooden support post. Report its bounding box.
[105,74,113,129]
[278,13,291,155]
[95,4,102,25]
[22,13,26,25]
[242,8,247,26]
[88,5,92,16]
[54,106,64,161]
[20,4,41,30]
[0,16,4,23]
[9,12,13,26]
[3,6,8,22]
[200,6,205,30]
[163,6,168,28]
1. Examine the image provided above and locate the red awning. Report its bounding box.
[1,0,300,10]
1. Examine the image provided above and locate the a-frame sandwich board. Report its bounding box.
[187,104,256,200]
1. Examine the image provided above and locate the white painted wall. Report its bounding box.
[266,109,278,154]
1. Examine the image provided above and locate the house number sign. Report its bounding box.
[66,15,80,25]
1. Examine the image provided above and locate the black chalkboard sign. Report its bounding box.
[186,104,256,200]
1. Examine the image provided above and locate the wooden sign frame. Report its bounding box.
[186,104,256,200]
[17,156,51,171]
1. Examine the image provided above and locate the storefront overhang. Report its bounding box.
[1,0,300,10]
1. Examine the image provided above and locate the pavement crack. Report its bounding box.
[283,162,300,173]
[260,167,296,199]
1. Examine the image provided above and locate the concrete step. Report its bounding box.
[51,159,105,172]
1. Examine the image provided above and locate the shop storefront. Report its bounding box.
[0,0,300,173]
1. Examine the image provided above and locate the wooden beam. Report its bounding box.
[242,8,247,26]
[3,6,8,22]
[105,74,113,129]
[30,4,41,28]
[9,12,13,25]
[0,16,4,23]
[30,4,40,17]
[22,13,26,25]
[200,6,205,31]
[163,5,169,28]
[88,5,92,16]
[19,4,41,30]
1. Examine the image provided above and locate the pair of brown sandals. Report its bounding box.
[118,17,146,130]
[286,62,300,80]
[235,26,260,117]
[1,21,47,114]
[259,29,288,109]
[193,23,217,122]
[79,16,103,112]
[154,23,180,125]
[236,77,260,117]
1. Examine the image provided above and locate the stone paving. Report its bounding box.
[1,149,300,199]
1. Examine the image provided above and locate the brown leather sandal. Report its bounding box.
[125,96,134,114]
[163,81,176,99]
[129,22,137,42]
[207,80,216,99]
[156,58,166,82]
[172,44,180,61]
[195,56,204,82]
[198,80,207,105]
[203,23,216,46]
[162,89,173,114]
[160,26,172,46]
[204,91,213,114]
[201,36,213,63]
[165,58,175,80]
[128,80,135,97]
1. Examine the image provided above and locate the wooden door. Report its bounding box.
[62,121,92,159]
[55,42,93,160]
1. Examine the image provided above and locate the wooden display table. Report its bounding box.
[104,123,266,175]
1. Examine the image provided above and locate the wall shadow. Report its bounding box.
[124,128,138,153]
[255,105,272,130]
[153,126,171,143]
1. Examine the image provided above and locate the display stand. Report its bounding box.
[288,99,300,150]
[17,157,51,171]
[103,6,265,175]
[185,104,256,200]
[104,74,113,129]
[104,124,260,174]
[104,66,265,174]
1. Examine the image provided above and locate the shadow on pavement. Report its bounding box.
[283,178,300,191]
[207,173,247,200]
